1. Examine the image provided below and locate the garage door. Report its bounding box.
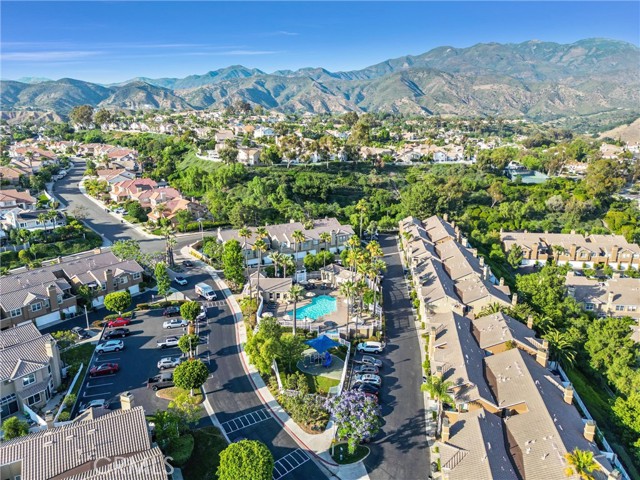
[35,311,61,328]
[128,285,140,295]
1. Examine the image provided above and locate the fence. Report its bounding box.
[53,363,84,424]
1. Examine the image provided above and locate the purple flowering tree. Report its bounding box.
[324,390,381,454]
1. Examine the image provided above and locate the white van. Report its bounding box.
[195,282,217,300]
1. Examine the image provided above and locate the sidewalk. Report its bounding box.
[182,246,370,480]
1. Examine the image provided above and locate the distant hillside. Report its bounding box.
[600,118,640,143]
[2,38,638,120]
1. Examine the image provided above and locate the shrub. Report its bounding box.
[168,434,195,467]
[1,417,29,440]
[58,411,71,421]
[217,440,275,480]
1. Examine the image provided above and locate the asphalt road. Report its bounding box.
[364,234,430,480]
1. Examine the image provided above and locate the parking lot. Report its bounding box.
[75,305,217,415]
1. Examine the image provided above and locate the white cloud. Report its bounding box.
[219,50,278,56]
[1,50,103,61]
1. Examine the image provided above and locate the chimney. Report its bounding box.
[45,410,56,429]
[441,417,451,442]
[45,337,62,386]
[451,220,456,228]
[435,365,443,379]
[429,325,437,357]
[47,284,59,311]
[564,384,574,405]
[569,243,577,259]
[608,469,622,480]
[499,277,505,286]
[443,213,449,222]
[479,256,485,267]
[105,269,114,292]
[93,247,102,254]
[500,228,504,234]
[607,291,614,312]
[511,292,518,306]
[120,391,134,410]
[536,340,549,368]
[570,230,576,235]
[583,420,596,443]
[611,245,619,263]
[527,315,534,329]
[483,265,489,281]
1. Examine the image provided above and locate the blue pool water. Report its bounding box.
[288,295,337,320]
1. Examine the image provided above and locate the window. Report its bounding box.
[19,222,27,228]
[9,308,21,318]
[132,272,141,280]
[57,294,63,303]
[26,392,42,406]
[628,306,637,312]
[22,373,36,387]
[615,305,625,311]
[31,302,42,312]
[118,276,128,284]
[44,299,50,308]
[584,303,595,311]
[101,283,106,291]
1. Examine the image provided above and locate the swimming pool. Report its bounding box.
[288,295,337,320]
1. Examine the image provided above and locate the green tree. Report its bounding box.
[563,448,601,480]
[173,359,209,396]
[180,301,201,323]
[289,284,305,336]
[174,209,194,232]
[217,440,275,480]
[155,262,171,303]
[420,376,454,438]
[507,244,523,269]
[154,409,181,449]
[93,108,113,126]
[543,329,577,367]
[278,334,306,373]
[1,416,29,440]
[245,317,282,375]
[178,333,201,358]
[584,158,626,199]
[219,145,239,164]
[259,145,282,165]
[104,290,131,315]
[222,239,245,289]
[69,105,94,128]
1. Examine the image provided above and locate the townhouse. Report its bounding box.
[500,230,640,270]
[0,249,144,329]
[0,404,168,480]
[0,322,63,415]
[0,189,36,213]
[215,217,355,266]
[566,271,640,320]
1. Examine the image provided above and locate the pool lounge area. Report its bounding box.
[287,295,337,320]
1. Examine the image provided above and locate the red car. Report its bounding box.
[106,317,131,328]
[89,363,119,377]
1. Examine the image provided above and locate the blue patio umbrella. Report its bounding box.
[304,334,340,354]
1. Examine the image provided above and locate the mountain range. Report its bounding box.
[2,38,639,120]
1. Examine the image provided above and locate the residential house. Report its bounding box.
[1,209,66,232]
[96,168,136,185]
[566,271,640,320]
[0,249,144,328]
[0,166,28,185]
[237,147,262,166]
[254,126,275,138]
[0,189,36,213]
[215,129,235,143]
[110,178,158,203]
[320,263,363,288]
[0,404,169,480]
[138,186,182,210]
[247,272,292,302]
[147,197,208,224]
[500,230,640,270]
[0,323,63,415]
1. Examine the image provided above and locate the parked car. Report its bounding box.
[71,326,91,340]
[356,341,385,354]
[157,356,183,370]
[103,328,130,339]
[78,399,108,413]
[196,311,207,322]
[353,374,382,387]
[106,317,131,328]
[157,336,180,349]
[174,276,188,286]
[354,364,379,375]
[195,282,217,300]
[114,207,126,214]
[95,340,124,353]
[90,363,119,377]
[352,383,379,395]
[163,319,188,329]
[163,306,180,317]
[356,356,383,369]
[183,260,194,268]
[147,372,174,391]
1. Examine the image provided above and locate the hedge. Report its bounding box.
[135,300,185,311]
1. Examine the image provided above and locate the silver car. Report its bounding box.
[157,356,183,370]
[95,340,124,353]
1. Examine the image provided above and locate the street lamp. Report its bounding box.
[196,217,204,242]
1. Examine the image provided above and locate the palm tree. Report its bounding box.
[319,231,332,268]
[564,448,601,480]
[38,212,49,234]
[160,226,176,267]
[270,251,285,278]
[420,376,455,438]
[292,230,305,272]
[282,255,295,279]
[346,247,363,282]
[238,226,252,292]
[152,203,168,224]
[355,199,368,239]
[289,284,305,336]
[543,329,577,368]
[339,280,357,337]
[366,240,383,261]
[252,239,268,299]
[47,209,59,230]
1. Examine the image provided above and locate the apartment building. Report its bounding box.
[500,230,640,270]
[216,217,355,266]
[0,250,144,329]
[566,271,640,320]
[0,404,168,480]
[0,323,62,415]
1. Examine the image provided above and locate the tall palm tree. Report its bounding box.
[339,280,357,337]
[564,448,601,480]
[289,284,305,336]
[38,212,49,234]
[292,230,305,272]
[270,251,284,278]
[355,199,368,239]
[366,240,383,261]
[543,329,577,368]
[282,256,295,279]
[160,226,176,267]
[346,247,363,283]
[252,239,268,299]
[319,231,332,268]
[238,226,252,293]
[47,209,59,230]
[420,376,455,438]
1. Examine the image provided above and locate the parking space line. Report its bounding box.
[94,358,120,363]
[83,391,109,398]
[220,408,272,434]
[272,449,310,480]
[86,382,114,388]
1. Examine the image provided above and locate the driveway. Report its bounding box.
[364,234,429,480]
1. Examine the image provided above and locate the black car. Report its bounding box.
[183,260,194,268]
[104,328,131,339]
[71,327,91,339]
[163,306,180,317]
[352,383,380,395]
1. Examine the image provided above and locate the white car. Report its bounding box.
[354,364,379,375]
[354,374,382,387]
[157,336,180,349]
[358,356,383,368]
[163,319,188,329]
[95,340,124,353]
[356,341,385,354]
[174,276,188,286]
[114,207,126,214]
[78,399,107,413]
[196,311,207,322]
[157,356,183,370]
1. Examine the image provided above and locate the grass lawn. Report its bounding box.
[303,373,340,394]
[182,426,228,480]
[156,387,204,404]
[566,366,640,479]
[61,343,95,368]
[178,151,221,173]
[331,443,369,464]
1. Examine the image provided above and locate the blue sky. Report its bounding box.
[2,1,638,83]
